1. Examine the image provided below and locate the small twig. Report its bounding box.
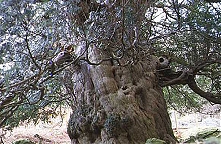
[25,35,41,71]
[0,75,37,92]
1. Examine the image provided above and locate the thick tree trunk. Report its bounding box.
[66,48,176,144]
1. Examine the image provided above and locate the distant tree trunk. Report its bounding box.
[66,47,177,144]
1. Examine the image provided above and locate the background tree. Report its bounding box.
[0,0,220,143]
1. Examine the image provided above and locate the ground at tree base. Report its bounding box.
[1,108,220,144]
[1,121,71,144]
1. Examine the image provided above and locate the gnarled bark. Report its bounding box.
[66,52,177,144]
[64,1,177,143]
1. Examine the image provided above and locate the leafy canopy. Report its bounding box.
[0,0,220,129]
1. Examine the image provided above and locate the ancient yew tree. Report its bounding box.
[0,0,220,144]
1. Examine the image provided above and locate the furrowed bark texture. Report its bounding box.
[66,49,176,144]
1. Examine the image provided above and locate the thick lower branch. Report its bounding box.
[158,59,221,104]
[187,76,221,104]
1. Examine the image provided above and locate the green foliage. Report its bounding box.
[204,137,221,144]
[149,0,221,112]
[4,105,39,129]
[67,105,93,139]
[163,85,204,113]
[104,114,121,137]
[151,1,221,64]
[0,0,220,130]
[0,0,73,129]
[184,129,221,143]
[13,139,35,144]
[145,138,166,144]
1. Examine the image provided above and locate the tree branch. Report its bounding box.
[25,35,41,71]
[159,70,188,87]
[188,76,221,104]
[192,59,221,74]
[205,0,221,2]
[159,59,221,104]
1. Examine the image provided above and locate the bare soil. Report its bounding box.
[1,110,72,144]
[2,123,70,144]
